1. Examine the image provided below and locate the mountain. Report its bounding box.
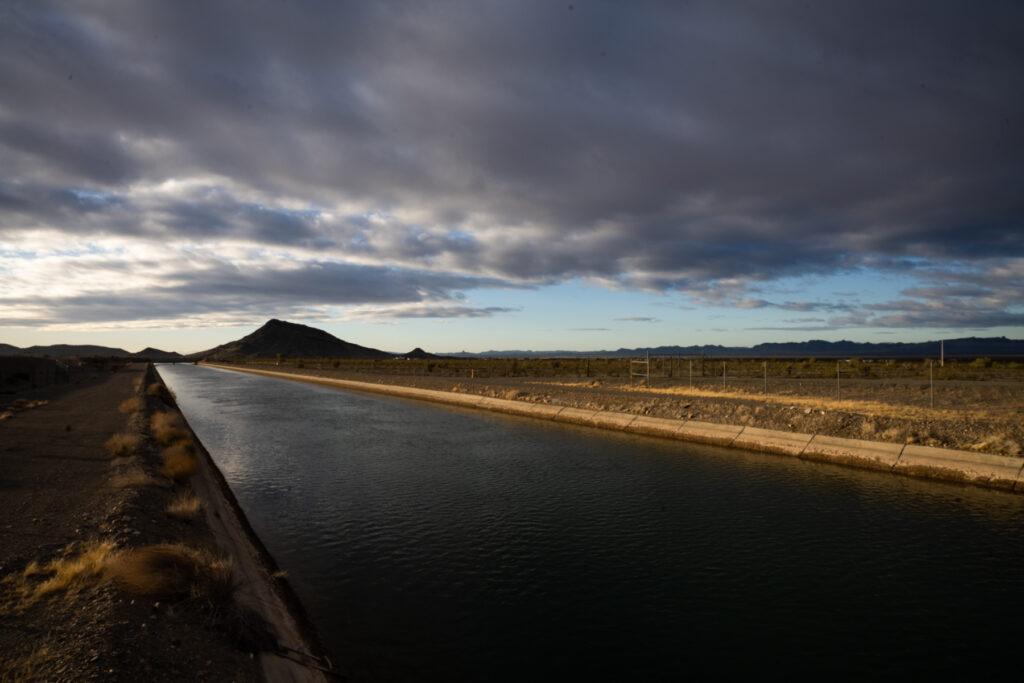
[446,337,1024,359]
[397,347,439,360]
[191,319,392,360]
[3,344,132,358]
[135,347,183,361]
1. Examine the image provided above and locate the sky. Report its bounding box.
[1,1,1022,354]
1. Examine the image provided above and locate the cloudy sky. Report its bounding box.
[1,1,1022,353]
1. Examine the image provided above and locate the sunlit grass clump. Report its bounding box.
[107,544,235,603]
[109,469,161,489]
[166,492,203,520]
[104,432,141,457]
[9,540,118,606]
[150,411,189,446]
[161,441,199,481]
[118,396,144,414]
[146,382,176,402]
[6,542,235,608]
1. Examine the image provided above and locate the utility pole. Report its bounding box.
[929,359,934,409]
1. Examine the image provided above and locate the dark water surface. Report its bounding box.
[159,364,1024,681]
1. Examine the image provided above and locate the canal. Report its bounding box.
[159,364,1024,681]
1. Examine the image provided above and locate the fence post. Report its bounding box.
[689,359,693,388]
[836,360,840,399]
[929,359,934,409]
[763,361,767,397]
[722,360,726,388]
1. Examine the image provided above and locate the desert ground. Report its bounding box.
[0,362,270,681]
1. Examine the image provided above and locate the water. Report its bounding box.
[159,364,1024,681]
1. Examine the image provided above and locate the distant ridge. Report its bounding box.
[0,343,187,359]
[0,343,132,358]
[446,337,1024,359]
[399,347,439,360]
[191,319,392,360]
[136,347,183,361]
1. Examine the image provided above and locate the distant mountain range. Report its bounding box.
[446,337,1024,358]
[4,323,1021,361]
[0,343,182,360]
[0,319,437,361]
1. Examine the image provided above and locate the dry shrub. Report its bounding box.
[8,541,118,606]
[7,542,235,613]
[104,432,141,457]
[109,469,161,489]
[106,544,235,604]
[166,491,202,520]
[880,427,903,442]
[146,382,163,397]
[161,442,199,480]
[150,411,189,445]
[118,396,144,414]
[971,434,1022,457]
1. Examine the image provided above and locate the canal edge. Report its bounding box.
[152,365,340,681]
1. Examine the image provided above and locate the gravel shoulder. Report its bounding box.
[0,363,328,681]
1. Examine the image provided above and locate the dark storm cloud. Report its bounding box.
[1,1,1022,325]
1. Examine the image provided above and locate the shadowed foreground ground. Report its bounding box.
[0,363,263,681]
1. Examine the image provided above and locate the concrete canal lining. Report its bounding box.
[203,364,1024,495]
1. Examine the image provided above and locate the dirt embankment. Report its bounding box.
[0,364,332,681]
[216,363,1024,458]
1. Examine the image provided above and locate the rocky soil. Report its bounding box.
[0,364,262,681]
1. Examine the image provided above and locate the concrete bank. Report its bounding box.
[153,367,335,681]
[204,364,1024,494]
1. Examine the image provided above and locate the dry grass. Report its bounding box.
[535,380,981,421]
[970,433,1022,456]
[106,544,235,603]
[6,541,118,607]
[6,542,235,611]
[147,382,176,402]
[104,432,141,458]
[161,441,199,481]
[150,411,189,445]
[109,469,161,489]
[118,396,144,414]
[166,491,203,520]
